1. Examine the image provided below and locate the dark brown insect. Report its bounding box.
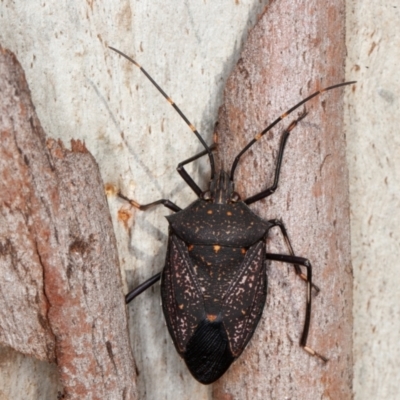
[110,46,355,384]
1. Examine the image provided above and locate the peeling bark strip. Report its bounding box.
[214,1,352,399]
[0,46,137,399]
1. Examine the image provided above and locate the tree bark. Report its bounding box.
[0,46,137,400]
[213,1,352,399]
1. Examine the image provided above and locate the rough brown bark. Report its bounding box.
[213,1,352,399]
[0,46,137,399]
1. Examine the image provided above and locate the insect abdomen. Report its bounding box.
[162,235,267,383]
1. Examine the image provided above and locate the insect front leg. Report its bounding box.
[118,144,216,210]
[177,143,217,196]
[244,111,308,205]
[266,252,327,362]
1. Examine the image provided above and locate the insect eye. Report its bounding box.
[202,191,212,201]
[230,192,240,202]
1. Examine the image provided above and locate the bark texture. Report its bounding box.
[213,1,352,399]
[0,46,137,400]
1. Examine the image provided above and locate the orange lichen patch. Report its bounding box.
[117,207,133,230]
[206,314,217,322]
[46,138,65,159]
[213,245,221,253]
[104,183,117,196]
[71,139,88,153]
[211,387,234,400]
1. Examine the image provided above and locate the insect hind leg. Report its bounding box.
[125,272,161,303]
[266,252,327,362]
[268,219,320,292]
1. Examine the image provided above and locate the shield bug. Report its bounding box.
[109,46,355,384]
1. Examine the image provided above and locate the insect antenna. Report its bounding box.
[229,81,356,181]
[109,46,216,179]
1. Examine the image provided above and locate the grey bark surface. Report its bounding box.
[213,1,352,399]
[0,46,137,400]
[346,2,400,399]
[0,0,360,398]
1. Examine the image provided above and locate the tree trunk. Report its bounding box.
[0,0,354,398]
[0,46,137,400]
[213,1,353,398]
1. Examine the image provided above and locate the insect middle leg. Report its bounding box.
[266,252,327,362]
[177,143,217,196]
[117,192,181,212]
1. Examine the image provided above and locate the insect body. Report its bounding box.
[109,46,355,384]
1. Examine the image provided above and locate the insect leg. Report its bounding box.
[177,143,217,196]
[125,272,161,303]
[118,142,215,210]
[118,192,181,212]
[244,111,308,205]
[266,252,327,362]
[268,219,320,293]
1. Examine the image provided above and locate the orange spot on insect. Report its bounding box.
[213,245,221,253]
[188,244,194,251]
[206,314,217,322]
[241,248,247,255]
[207,210,213,215]
[226,211,232,216]
[179,304,184,310]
